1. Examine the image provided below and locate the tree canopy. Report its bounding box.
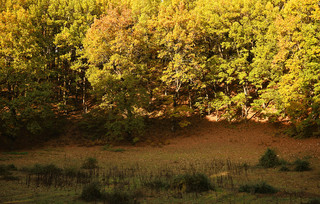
[1,0,320,142]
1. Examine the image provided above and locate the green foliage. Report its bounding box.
[103,190,135,204]
[285,117,318,138]
[239,181,278,194]
[80,108,145,142]
[258,148,280,168]
[2,0,320,143]
[294,159,311,172]
[171,173,214,193]
[82,157,98,169]
[81,182,138,203]
[81,182,103,202]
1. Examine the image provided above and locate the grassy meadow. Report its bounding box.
[1,121,320,203]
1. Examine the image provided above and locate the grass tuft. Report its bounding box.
[81,182,102,201]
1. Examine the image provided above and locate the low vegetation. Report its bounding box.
[258,148,281,168]
[239,181,278,194]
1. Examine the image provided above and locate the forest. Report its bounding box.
[1,0,320,144]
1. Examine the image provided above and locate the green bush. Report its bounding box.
[81,157,98,169]
[81,182,103,202]
[103,190,133,204]
[171,173,214,193]
[239,181,278,194]
[259,148,280,168]
[294,159,311,171]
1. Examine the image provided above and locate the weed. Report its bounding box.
[82,157,98,169]
[239,181,278,194]
[171,173,214,193]
[294,159,311,171]
[81,182,103,201]
[258,148,280,168]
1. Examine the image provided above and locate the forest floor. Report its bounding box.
[0,116,320,203]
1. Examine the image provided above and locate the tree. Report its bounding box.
[84,5,150,140]
[0,2,57,139]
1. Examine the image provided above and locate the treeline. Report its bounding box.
[1,0,320,142]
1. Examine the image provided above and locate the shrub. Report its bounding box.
[294,159,311,171]
[103,190,133,204]
[239,181,278,194]
[259,148,280,168]
[81,182,102,202]
[82,157,98,169]
[171,173,214,193]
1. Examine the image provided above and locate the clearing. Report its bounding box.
[0,116,320,203]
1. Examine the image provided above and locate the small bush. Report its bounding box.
[171,173,214,193]
[239,181,278,194]
[82,157,98,169]
[294,159,311,171]
[259,148,280,168]
[103,190,133,204]
[81,182,102,202]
